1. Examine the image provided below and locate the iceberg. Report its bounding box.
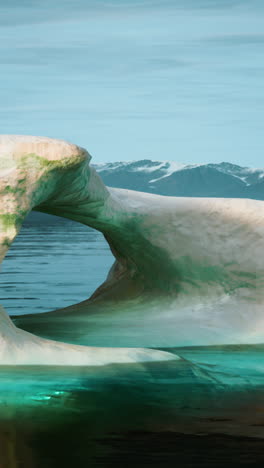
[1,135,264,364]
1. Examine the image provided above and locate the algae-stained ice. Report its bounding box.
[1,135,264,367]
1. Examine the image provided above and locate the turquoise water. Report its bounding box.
[0,349,264,467]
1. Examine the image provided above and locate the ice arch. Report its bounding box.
[0,135,177,365]
[1,135,264,364]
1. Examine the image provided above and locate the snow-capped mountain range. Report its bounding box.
[27,160,264,224]
[93,160,264,199]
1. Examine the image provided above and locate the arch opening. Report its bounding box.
[1,211,114,317]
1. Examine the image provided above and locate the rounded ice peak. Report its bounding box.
[0,134,90,163]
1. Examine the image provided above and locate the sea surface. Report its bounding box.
[1,216,113,317]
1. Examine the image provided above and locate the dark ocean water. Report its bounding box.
[0,353,264,468]
[1,217,113,316]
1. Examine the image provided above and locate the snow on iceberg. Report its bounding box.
[1,135,264,364]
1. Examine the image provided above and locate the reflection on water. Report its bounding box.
[1,218,113,316]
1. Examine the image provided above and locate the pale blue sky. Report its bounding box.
[1,0,264,166]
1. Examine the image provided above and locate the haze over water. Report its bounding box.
[1,0,264,165]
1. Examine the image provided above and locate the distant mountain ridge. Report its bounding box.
[93,160,264,199]
[27,160,264,224]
